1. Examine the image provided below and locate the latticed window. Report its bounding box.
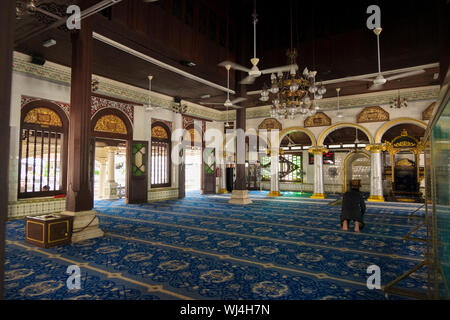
[151,123,171,187]
[19,106,67,198]
[280,153,303,182]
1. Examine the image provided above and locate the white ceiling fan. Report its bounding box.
[200,64,247,109]
[145,75,158,112]
[218,4,298,85]
[358,28,426,90]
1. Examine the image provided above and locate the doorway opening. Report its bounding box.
[94,140,127,200]
[185,147,202,191]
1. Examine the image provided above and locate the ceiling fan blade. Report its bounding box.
[246,90,262,96]
[355,78,376,82]
[385,69,426,81]
[200,102,226,105]
[368,84,384,91]
[231,97,247,104]
[218,61,251,73]
[240,75,256,85]
[229,105,244,109]
[260,64,298,75]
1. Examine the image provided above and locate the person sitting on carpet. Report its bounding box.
[341,179,366,232]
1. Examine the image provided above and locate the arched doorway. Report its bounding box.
[343,151,370,192]
[91,108,133,201]
[183,124,204,191]
[321,126,371,194]
[381,124,426,202]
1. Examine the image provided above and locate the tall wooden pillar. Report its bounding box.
[0,0,15,299]
[229,108,252,204]
[234,108,246,190]
[63,16,103,242]
[66,18,94,212]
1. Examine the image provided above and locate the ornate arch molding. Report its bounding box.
[375,118,427,143]
[91,107,133,141]
[317,123,374,146]
[278,127,317,147]
[21,100,69,128]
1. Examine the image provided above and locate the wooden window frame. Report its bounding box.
[18,102,68,199]
[151,122,172,188]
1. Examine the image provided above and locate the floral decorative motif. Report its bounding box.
[94,115,128,135]
[252,281,289,298]
[151,125,169,139]
[200,270,234,283]
[357,106,390,123]
[91,96,134,124]
[158,260,190,271]
[23,107,63,127]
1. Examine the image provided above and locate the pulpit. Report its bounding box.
[384,129,424,203]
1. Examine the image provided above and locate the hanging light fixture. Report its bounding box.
[390,89,408,109]
[336,88,344,118]
[145,75,157,112]
[262,0,325,120]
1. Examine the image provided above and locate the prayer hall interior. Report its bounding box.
[0,0,449,301]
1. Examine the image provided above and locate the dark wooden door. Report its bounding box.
[246,164,259,190]
[203,148,216,194]
[127,141,148,204]
[178,147,185,199]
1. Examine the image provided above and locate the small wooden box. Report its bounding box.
[25,214,73,248]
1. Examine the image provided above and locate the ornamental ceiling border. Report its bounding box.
[13,52,222,122]
[13,52,439,122]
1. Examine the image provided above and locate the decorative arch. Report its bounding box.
[91,107,133,140]
[318,123,374,146]
[19,100,69,198]
[343,151,370,192]
[278,127,317,147]
[21,100,69,128]
[184,123,203,148]
[375,118,427,143]
[151,121,172,188]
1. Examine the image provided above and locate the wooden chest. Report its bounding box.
[25,214,73,248]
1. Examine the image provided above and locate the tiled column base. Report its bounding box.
[267,191,282,197]
[310,193,326,199]
[229,190,252,205]
[61,210,104,243]
[367,195,385,202]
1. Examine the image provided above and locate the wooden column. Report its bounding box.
[66,18,94,212]
[234,108,246,190]
[0,0,15,299]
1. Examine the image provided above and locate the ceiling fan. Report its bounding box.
[145,75,158,112]
[200,64,247,109]
[358,28,425,91]
[218,2,298,85]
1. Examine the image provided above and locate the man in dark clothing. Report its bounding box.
[341,180,366,232]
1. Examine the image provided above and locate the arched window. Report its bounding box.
[19,104,68,198]
[151,122,171,187]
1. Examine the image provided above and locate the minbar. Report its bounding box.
[25,214,73,248]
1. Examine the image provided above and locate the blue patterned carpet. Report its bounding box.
[5,191,428,300]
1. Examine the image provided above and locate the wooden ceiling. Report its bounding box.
[323,128,370,145]
[381,124,426,142]
[13,0,444,111]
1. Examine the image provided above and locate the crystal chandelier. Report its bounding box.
[264,48,326,120]
[390,90,408,109]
